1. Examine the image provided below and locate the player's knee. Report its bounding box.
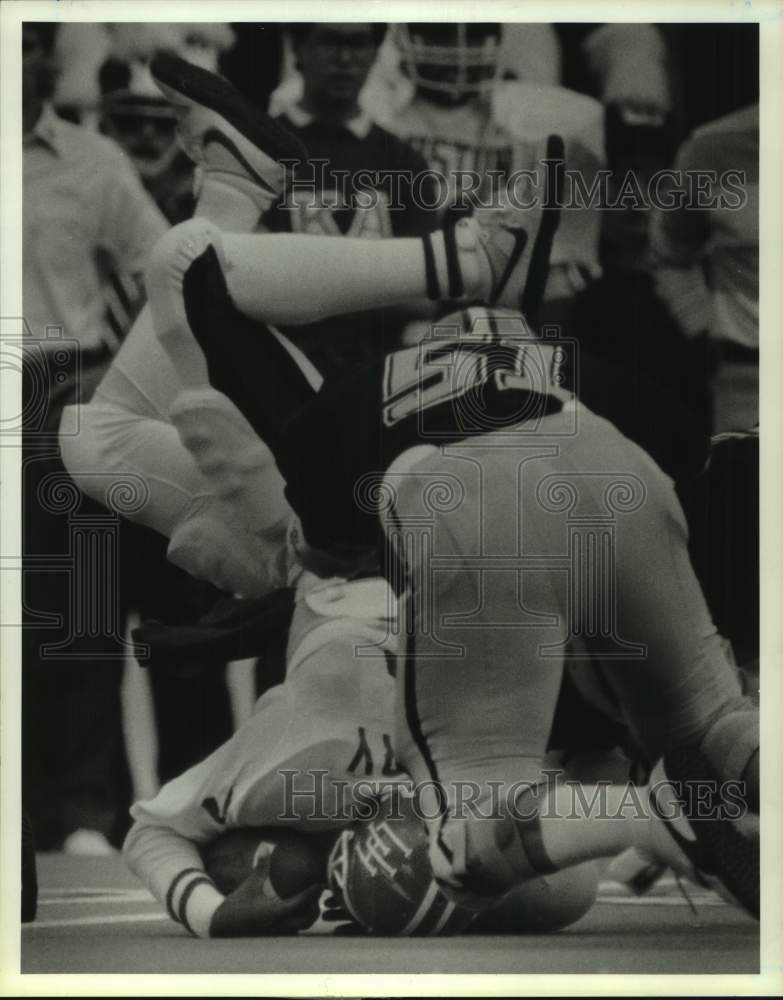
[146,217,225,290]
[433,788,564,907]
[431,814,531,908]
[470,861,599,933]
[58,403,87,479]
[59,402,118,505]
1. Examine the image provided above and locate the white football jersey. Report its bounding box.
[124,573,403,935]
[129,573,401,844]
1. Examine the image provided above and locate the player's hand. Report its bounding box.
[209,866,323,937]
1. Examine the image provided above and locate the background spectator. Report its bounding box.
[651,104,759,433]
[266,22,440,375]
[22,21,167,853]
[383,23,606,332]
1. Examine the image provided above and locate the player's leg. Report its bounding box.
[144,60,559,466]
[568,410,760,912]
[59,58,306,577]
[146,55,559,362]
[504,409,759,911]
[149,199,554,370]
[488,409,759,912]
[564,410,758,797]
[86,49,305,422]
[383,441,649,898]
[144,204,553,488]
[385,412,758,912]
[218,132,562,324]
[383,439,571,894]
[59,396,199,538]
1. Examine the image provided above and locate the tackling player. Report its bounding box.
[58,54,758,926]
[132,56,758,920]
[124,567,732,938]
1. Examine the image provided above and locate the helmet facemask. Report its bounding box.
[395,23,501,108]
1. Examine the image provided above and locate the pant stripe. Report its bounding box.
[390,505,453,862]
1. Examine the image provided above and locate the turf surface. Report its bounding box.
[19,854,759,976]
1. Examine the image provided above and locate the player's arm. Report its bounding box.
[124,819,321,938]
[123,819,223,937]
[122,696,322,937]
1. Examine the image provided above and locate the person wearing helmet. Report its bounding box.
[383,23,605,331]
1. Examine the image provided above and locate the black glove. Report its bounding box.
[209,866,322,937]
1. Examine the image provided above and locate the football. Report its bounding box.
[202,826,327,899]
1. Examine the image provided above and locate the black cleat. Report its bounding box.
[150,53,308,204]
[653,747,760,919]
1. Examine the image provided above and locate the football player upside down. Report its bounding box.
[63,55,759,933]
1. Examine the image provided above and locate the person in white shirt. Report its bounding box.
[22,22,168,854]
[651,104,758,432]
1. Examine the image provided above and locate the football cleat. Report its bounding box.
[150,53,308,214]
[464,133,564,317]
[605,847,669,896]
[646,754,759,918]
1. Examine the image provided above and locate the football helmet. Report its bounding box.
[327,789,475,935]
[393,23,502,106]
[326,787,600,935]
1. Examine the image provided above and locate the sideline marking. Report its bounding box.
[40,891,154,905]
[23,894,732,933]
[39,888,143,896]
[596,895,728,907]
[23,913,169,930]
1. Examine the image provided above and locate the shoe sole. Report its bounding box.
[663,743,760,919]
[150,53,308,171]
[482,133,565,315]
